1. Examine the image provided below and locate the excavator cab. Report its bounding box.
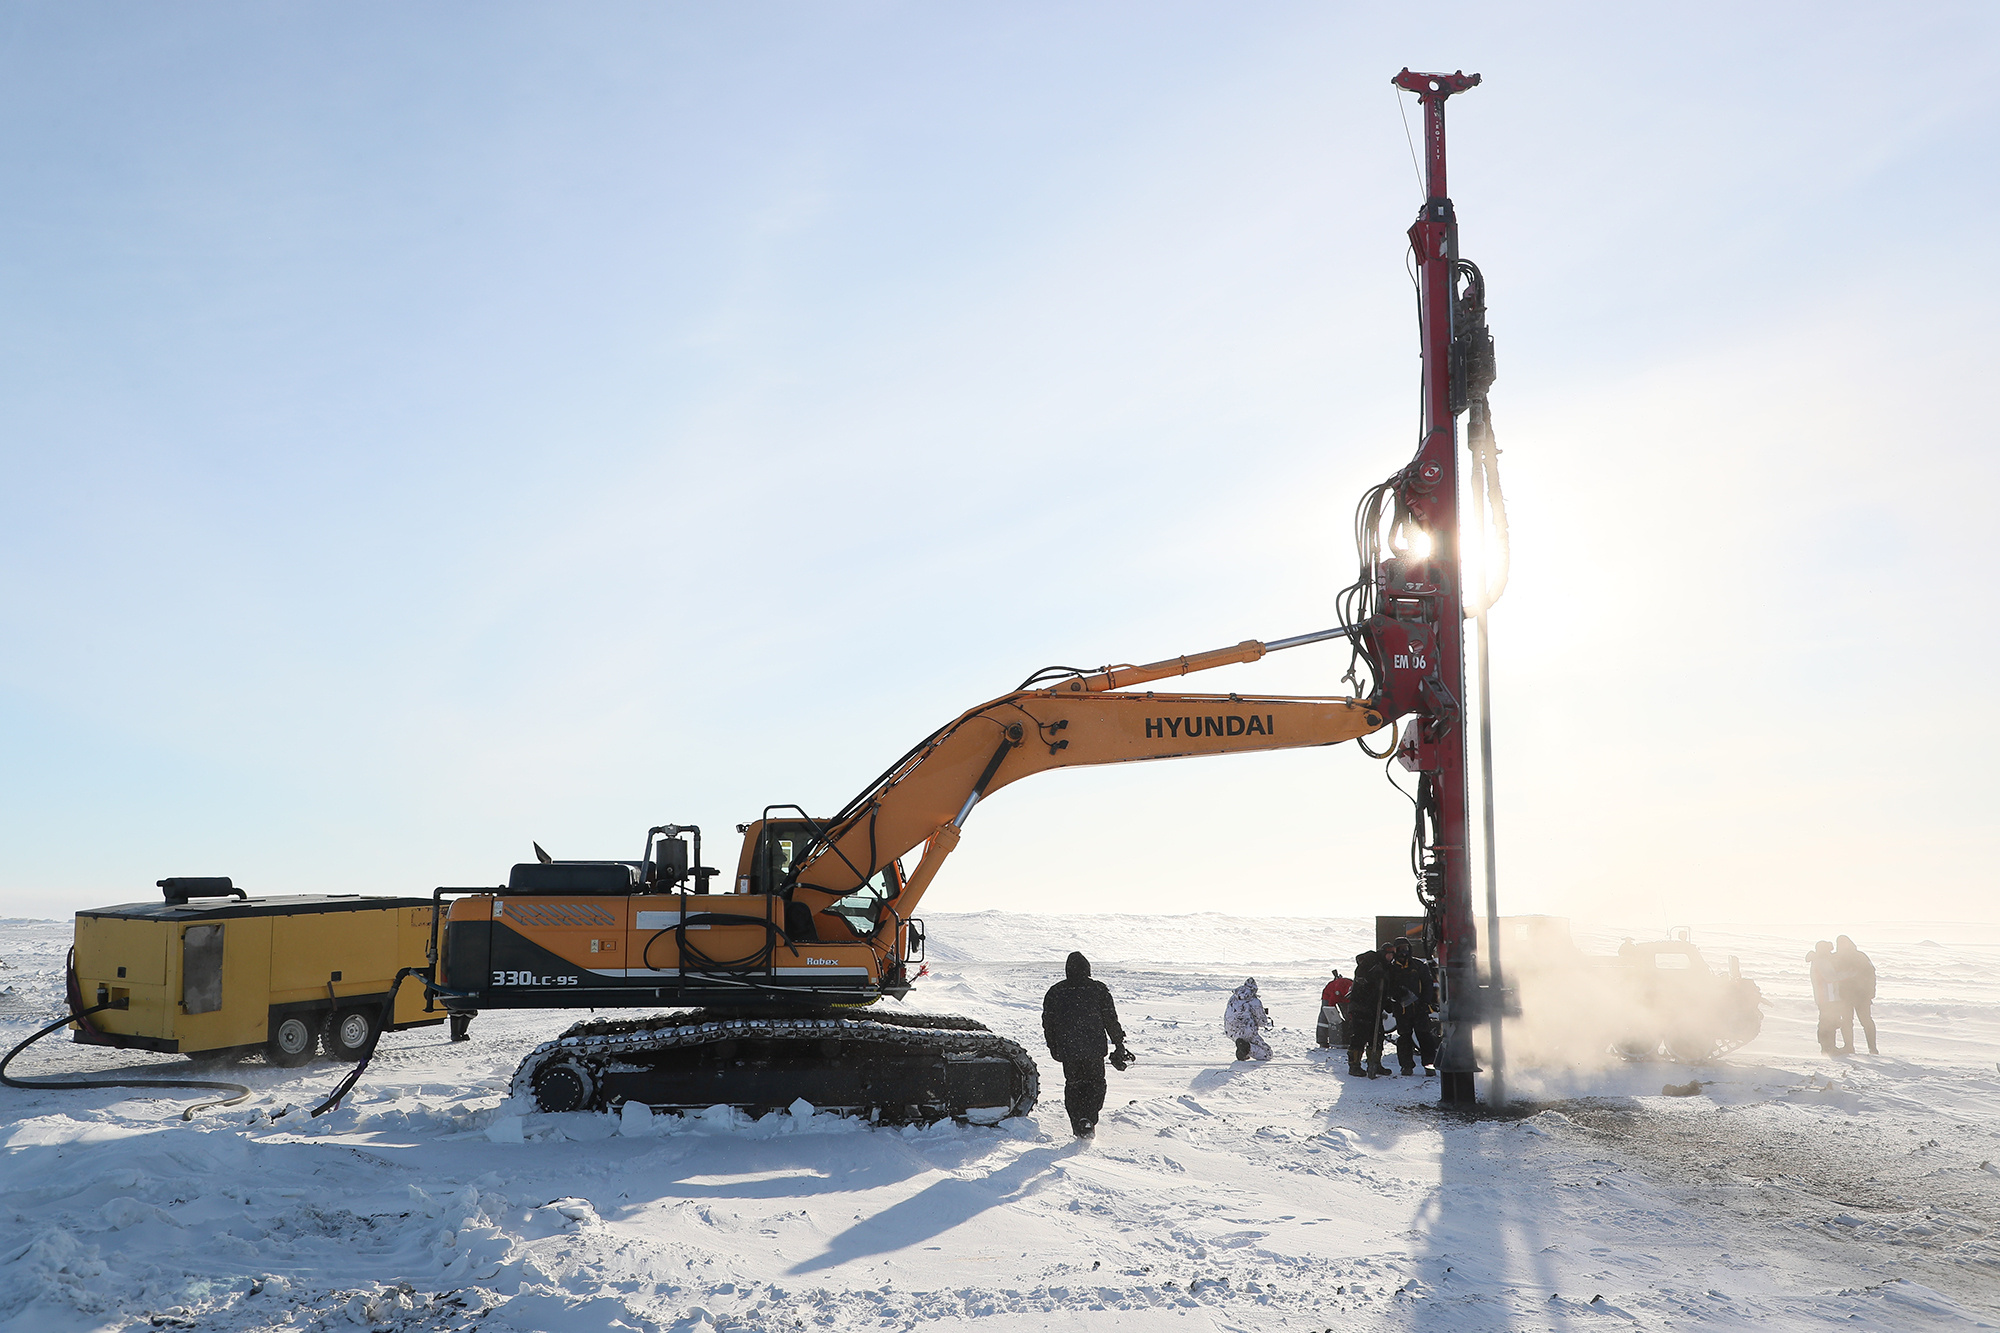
[736,818,905,939]
[740,820,813,895]
[823,862,904,938]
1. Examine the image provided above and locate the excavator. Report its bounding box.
[435,640,1390,1121]
[430,68,1503,1122]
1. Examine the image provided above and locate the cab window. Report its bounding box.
[750,822,818,895]
[825,861,902,937]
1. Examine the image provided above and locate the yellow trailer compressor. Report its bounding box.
[70,877,442,1066]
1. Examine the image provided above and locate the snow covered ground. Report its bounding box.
[2,911,1995,1332]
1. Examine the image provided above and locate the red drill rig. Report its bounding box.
[1351,69,1503,1106]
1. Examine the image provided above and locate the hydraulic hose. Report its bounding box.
[309,967,458,1117]
[1,1001,252,1121]
[4,965,458,1122]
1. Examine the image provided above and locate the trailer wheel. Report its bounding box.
[324,1009,376,1062]
[267,1015,318,1067]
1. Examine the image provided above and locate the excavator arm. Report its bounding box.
[787,632,1386,924]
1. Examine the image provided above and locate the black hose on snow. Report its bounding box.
[1,1001,252,1121]
[6,966,452,1122]
[308,967,436,1118]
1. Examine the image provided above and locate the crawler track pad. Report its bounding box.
[510,1009,1039,1125]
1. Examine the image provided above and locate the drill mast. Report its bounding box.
[1376,68,1485,1105]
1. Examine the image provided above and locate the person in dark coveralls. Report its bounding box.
[1346,949,1388,1076]
[1833,935,1879,1054]
[1042,951,1132,1137]
[1380,937,1441,1075]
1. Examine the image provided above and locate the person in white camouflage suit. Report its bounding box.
[1224,977,1274,1061]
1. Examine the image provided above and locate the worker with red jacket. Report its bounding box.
[1316,967,1352,1049]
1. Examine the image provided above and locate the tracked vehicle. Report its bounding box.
[1484,918,1765,1066]
[1604,938,1765,1064]
[433,669,1390,1122]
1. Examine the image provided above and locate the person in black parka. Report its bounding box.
[1833,934,1878,1055]
[1346,949,1388,1076]
[1041,951,1131,1136]
[1379,937,1440,1075]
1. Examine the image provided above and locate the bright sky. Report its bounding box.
[2,5,1994,927]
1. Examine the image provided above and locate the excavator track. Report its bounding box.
[509,1008,1039,1125]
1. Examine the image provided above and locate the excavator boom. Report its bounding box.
[790,666,1382,920]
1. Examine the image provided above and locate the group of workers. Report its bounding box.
[1323,937,1440,1076]
[1808,935,1878,1055]
[1041,933,1883,1136]
[1220,943,1438,1076]
[1038,937,1443,1136]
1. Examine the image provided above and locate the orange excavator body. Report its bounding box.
[432,631,1384,1120]
[436,633,1380,1016]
